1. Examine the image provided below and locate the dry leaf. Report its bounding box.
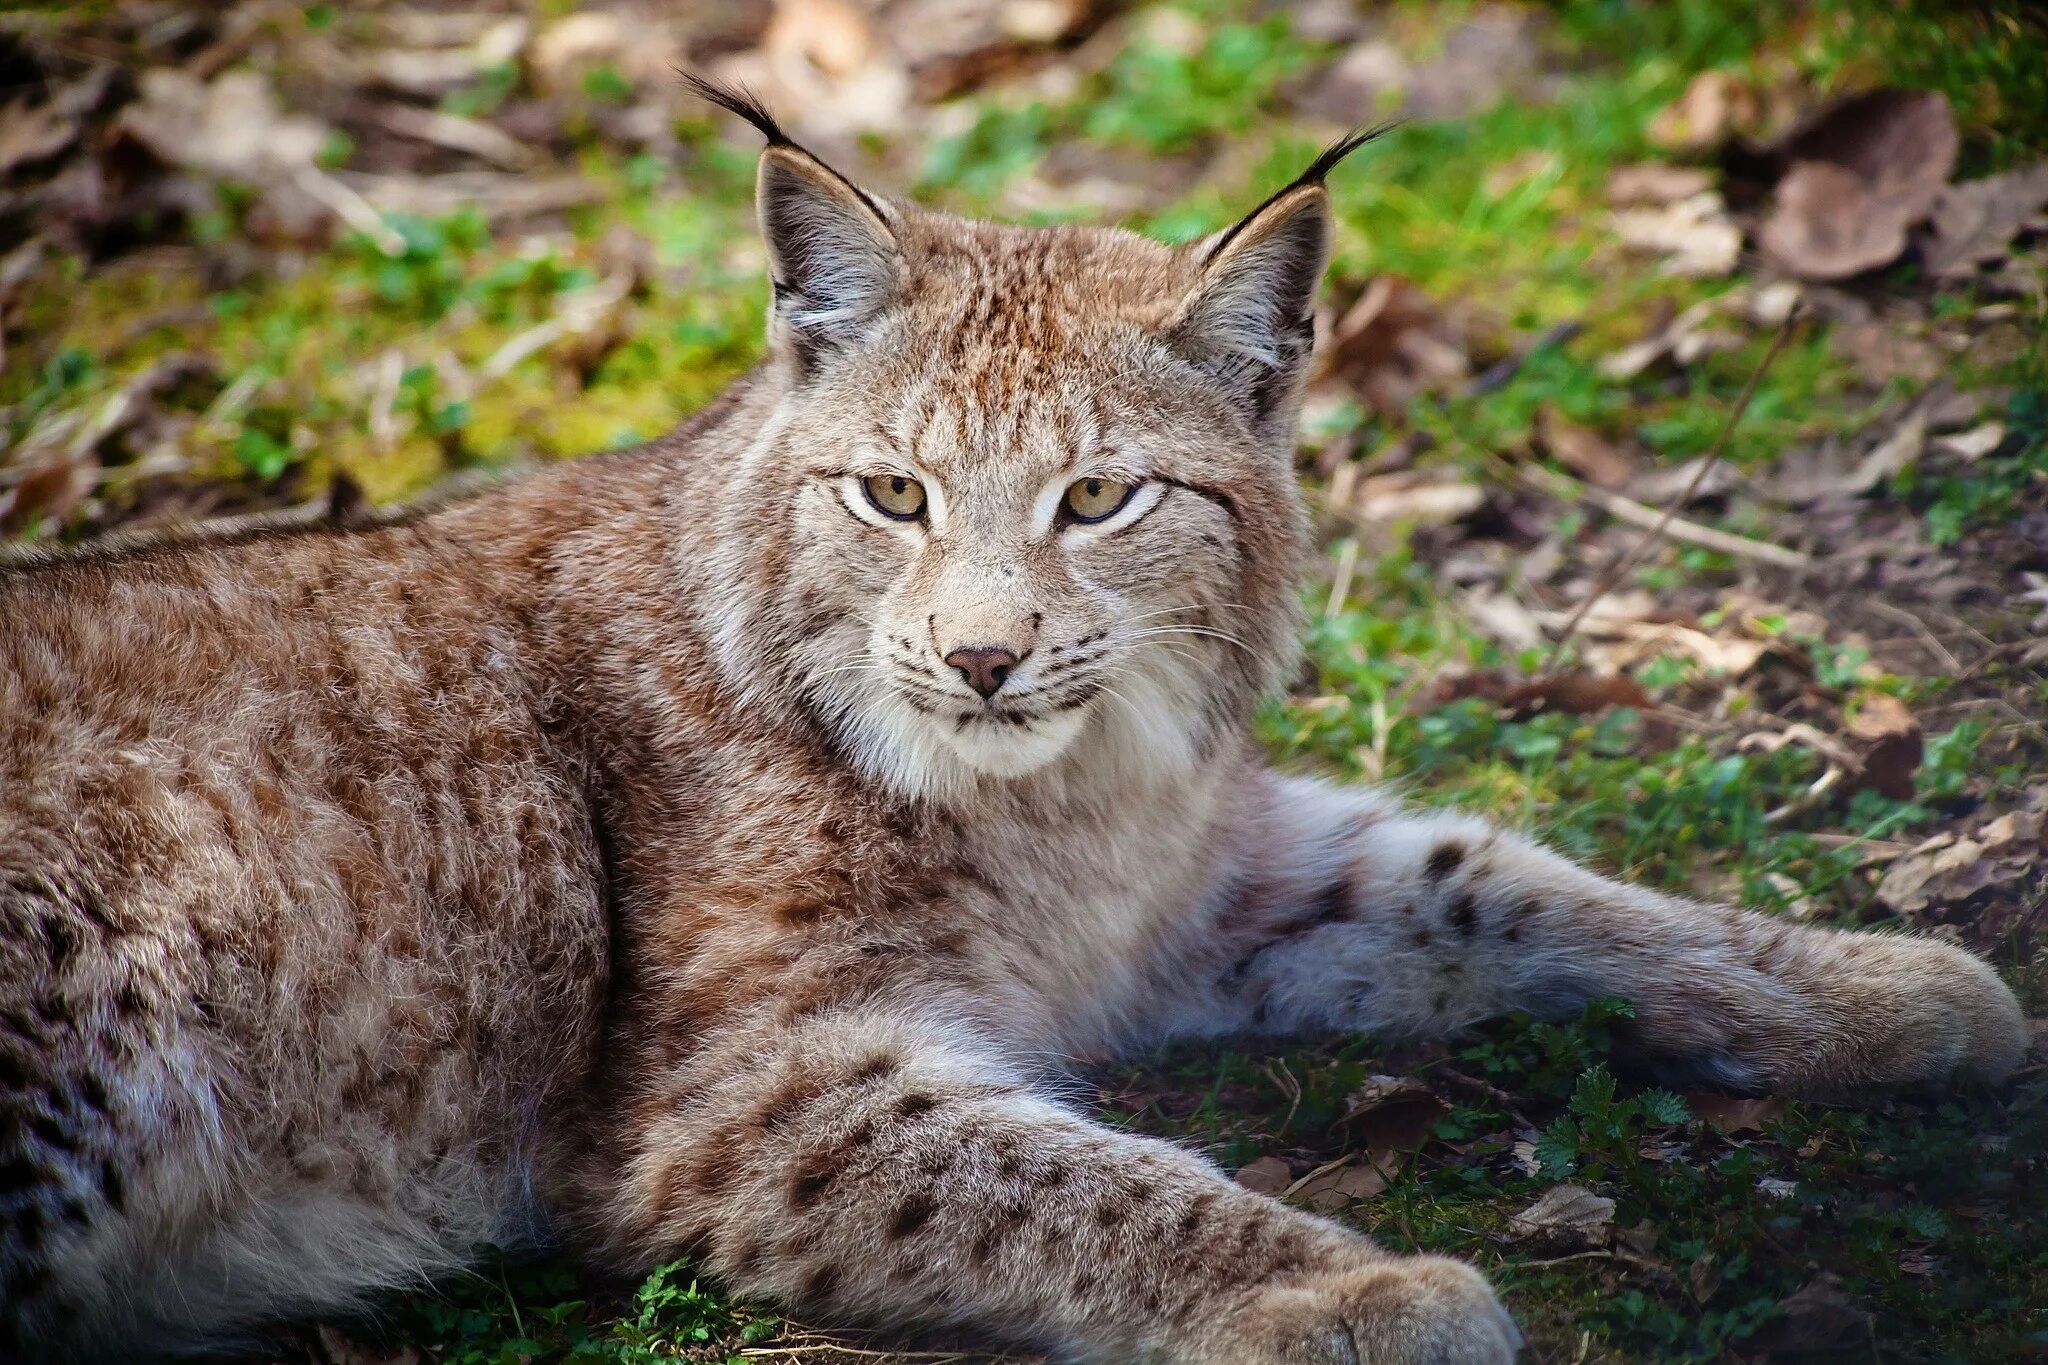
[1689,1251,1723,1304]
[1234,1155,1293,1195]
[1537,406,1636,488]
[1920,161,2048,279]
[1611,191,1742,278]
[1759,89,1958,280]
[0,96,81,176]
[1317,276,1469,415]
[1436,668,1655,719]
[1508,1184,1616,1247]
[1345,472,1486,526]
[1931,421,2005,461]
[1684,1093,1786,1134]
[1607,162,1715,206]
[119,69,328,183]
[0,453,96,537]
[1340,1075,1449,1160]
[1876,829,2032,917]
[1846,692,1922,801]
[1292,1161,1390,1211]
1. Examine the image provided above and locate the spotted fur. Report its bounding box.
[0,82,2021,1363]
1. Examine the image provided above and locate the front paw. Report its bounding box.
[1844,936,2027,1085]
[1195,1257,1520,1364]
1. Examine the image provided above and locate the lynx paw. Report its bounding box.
[1851,936,2027,1085]
[1200,1257,1519,1364]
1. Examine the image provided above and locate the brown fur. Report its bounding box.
[0,88,2020,1363]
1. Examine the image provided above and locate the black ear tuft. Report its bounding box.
[1203,123,1397,266]
[679,71,793,148]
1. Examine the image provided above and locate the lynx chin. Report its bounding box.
[0,76,2025,1365]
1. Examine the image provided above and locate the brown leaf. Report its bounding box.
[1688,1252,1723,1304]
[1759,89,1959,280]
[118,69,328,183]
[1846,692,1922,801]
[1611,192,1742,278]
[0,96,80,177]
[1343,472,1486,527]
[1508,1184,1616,1247]
[1233,1155,1293,1195]
[1340,1075,1449,1159]
[1919,161,2048,279]
[1753,1279,1871,1356]
[1316,276,1469,416]
[1683,1093,1786,1135]
[0,454,96,537]
[1607,162,1716,206]
[1292,1160,1390,1211]
[1536,407,1636,489]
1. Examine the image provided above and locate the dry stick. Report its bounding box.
[1538,309,1804,675]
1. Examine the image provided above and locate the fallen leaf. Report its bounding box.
[1759,89,1958,280]
[1931,421,2006,461]
[1848,411,1929,492]
[0,453,96,538]
[1344,472,1486,526]
[1919,161,2048,279]
[119,68,328,183]
[1291,1161,1390,1211]
[0,96,81,176]
[1753,1279,1871,1356]
[1875,833,2030,915]
[1689,1251,1723,1303]
[1508,1184,1616,1247]
[1499,671,1653,717]
[1341,1076,1449,1160]
[1611,191,1742,278]
[1606,162,1715,206]
[1316,276,1469,415]
[1536,407,1636,488]
[1845,692,1922,801]
[1234,1155,1293,1195]
[1684,1093,1786,1134]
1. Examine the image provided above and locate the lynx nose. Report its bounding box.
[944,645,1020,700]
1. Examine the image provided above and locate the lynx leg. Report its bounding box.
[1183,776,2024,1093]
[583,1009,1517,1364]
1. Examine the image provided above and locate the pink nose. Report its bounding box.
[944,646,1020,699]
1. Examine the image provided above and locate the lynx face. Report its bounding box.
[699,113,1346,802]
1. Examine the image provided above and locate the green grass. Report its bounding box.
[8,0,2048,1360]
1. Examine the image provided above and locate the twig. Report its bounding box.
[1539,310,1805,673]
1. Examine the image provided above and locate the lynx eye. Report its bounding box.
[861,474,927,521]
[1061,477,1135,524]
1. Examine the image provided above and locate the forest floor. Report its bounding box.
[3,1,2047,1361]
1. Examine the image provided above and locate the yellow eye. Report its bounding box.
[861,474,927,521]
[1062,477,1134,524]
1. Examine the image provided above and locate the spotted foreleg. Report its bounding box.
[582,1005,1516,1363]
[1175,773,2024,1093]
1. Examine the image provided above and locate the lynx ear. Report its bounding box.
[1171,126,1389,431]
[684,73,899,370]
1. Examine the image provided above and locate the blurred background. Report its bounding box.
[3,1,2046,1362]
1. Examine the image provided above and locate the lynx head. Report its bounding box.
[689,77,1381,803]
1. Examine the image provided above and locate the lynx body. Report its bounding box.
[0,85,2023,1363]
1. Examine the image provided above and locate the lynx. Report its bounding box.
[0,79,2025,1364]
